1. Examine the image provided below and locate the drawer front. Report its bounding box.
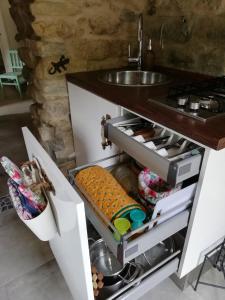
[78,186,190,265]
[105,116,203,185]
[108,255,180,300]
[150,183,197,227]
[120,210,189,264]
[70,156,194,266]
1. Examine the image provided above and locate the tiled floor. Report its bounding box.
[0,208,224,300]
[0,210,53,287]
[141,269,225,300]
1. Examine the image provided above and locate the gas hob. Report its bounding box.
[148,77,225,122]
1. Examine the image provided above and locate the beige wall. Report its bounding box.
[0,0,19,49]
[144,0,225,76]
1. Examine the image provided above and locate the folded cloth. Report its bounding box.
[0,156,23,184]
[18,185,46,211]
[1,156,47,214]
[8,179,41,220]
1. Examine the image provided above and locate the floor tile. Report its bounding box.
[140,268,225,300]
[0,209,17,227]
[0,216,53,287]
[0,286,9,300]
[6,261,73,300]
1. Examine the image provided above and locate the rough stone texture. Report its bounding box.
[145,0,225,75]
[10,0,149,163]
[13,0,225,163]
[10,0,225,162]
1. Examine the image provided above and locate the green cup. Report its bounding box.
[113,218,131,241]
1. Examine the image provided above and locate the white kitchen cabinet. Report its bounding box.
[21,126,181,300]
[179,147,225,277]
[68,82,121,166]
[19,83,225,300]
[22,127,94,300]
[67,85,225,276]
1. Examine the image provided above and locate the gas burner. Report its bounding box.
[198,96,220,112]
[189,101,200,111]
[148,76,225,122]
[177,96,189,107]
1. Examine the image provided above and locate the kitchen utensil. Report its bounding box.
[111,165,138,195]
[135,238,175,271]
[118,122,151,133]
[130,209,146,230]
[133,127,155,139]
[144,135,171,150]
[113,218,131,241]
[89,239,124,278]
[144,135,170,145]
[97,262,142,299]
[157,138,185,151]
[156,138,187,157]
[91,266,104,298]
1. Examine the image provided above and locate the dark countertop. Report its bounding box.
[67,67,225,150]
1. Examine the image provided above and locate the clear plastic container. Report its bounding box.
[112,165,138,195]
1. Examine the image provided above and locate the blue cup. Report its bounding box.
[130,209,146,230]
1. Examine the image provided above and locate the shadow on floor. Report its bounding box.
[0,86,29,105]
[0,113,33,196]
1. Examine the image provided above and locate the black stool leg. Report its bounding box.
[194,256,207,291]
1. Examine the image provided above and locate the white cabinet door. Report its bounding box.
[68,83,121,166]
[22,127,94,300]
[179,147,225,277]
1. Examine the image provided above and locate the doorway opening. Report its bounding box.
[0,3,31,113]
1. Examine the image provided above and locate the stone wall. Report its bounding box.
[144,0,225,75]
[10,0,149,163]
[10,0,225,163]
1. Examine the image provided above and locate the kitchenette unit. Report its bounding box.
[18,67,225,300]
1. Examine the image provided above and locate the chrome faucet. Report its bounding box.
[128,14,143,70]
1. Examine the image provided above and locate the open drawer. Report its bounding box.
[69,156,195,265]
[107,252,180,300]
[87,221,181,300]
[104,115,203,185]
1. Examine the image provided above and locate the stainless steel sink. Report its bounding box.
[99,70,170,87]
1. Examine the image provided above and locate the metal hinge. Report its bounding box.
[101,114,112,150]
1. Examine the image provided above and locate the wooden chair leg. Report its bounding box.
[0,79,4,97]
[15,77,22,98]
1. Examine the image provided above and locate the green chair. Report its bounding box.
[0,49,26,98]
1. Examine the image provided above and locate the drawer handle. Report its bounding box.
[101,114,112,150]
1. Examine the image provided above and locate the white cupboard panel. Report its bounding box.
[179,147,225,277]
[68,83,121,166]
[22,127,94,300]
